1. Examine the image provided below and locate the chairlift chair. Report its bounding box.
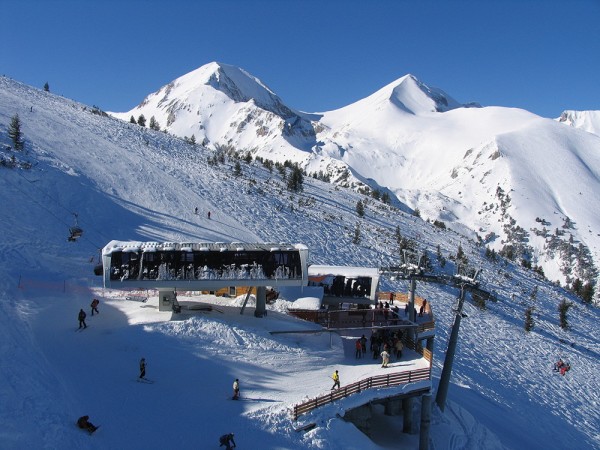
[68,213,83,242]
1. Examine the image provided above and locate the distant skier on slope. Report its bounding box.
[560,361,571,376]
[232,378,240,400]
[77,415,98,434]
[139,357,146,379]
[219,432,236,449]
[78,309,87,329]
[90,298,99,316]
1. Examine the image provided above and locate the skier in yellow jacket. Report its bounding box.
[331,370,340,390]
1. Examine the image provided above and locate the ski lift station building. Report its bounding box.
[99,240,310,316]
[307,265,380,308]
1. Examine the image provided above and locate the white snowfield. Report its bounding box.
[0,75,599,449]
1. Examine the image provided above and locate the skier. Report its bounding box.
[560,362,571,376]
[77,415,98,434]
[232,378,240,400]
[194,207,198,215]
[360,334,367,356]
[553,359,564,372]
[219,433,236,449]
[331,370,340,390]
[208,211,211,219]
[139,357,146,379]
[90,298,99,316]
[381,349,390,368]
[355,339,362,359]
[419,299,427,317]
[395,338,404,360]
[78,309,87,329]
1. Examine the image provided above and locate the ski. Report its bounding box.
[136,378,155,384]
[76,423,100,434]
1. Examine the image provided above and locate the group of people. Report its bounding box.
[369,329,404,362]
[376,296,428,319]
[78,298,101,329]
[194,207,211,220]
[75,298,239,445]
[554,358,571,376]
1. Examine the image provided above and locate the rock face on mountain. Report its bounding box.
[112,63,600,290]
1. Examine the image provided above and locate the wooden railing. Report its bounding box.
[292,367,431,420]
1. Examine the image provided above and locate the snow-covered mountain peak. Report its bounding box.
[137,62,292,117]
[203,62,279,106]
[364,73,470,115]
[557,110,600,137]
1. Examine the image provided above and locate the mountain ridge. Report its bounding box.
[110,62,600,292]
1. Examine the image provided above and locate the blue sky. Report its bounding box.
[3,0,599,118]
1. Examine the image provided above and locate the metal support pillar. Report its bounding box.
[402,397,414,433]
[408,277,417,341]
[240,287,253,315]
[426,337,434,352]
[254,286,266,317]
[419,393,432,450]
[435,284,466,412]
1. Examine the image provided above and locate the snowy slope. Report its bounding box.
[1,76,599,449]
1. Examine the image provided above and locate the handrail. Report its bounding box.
[288,307,435,331]
[292,367,431,420]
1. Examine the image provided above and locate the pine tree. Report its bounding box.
[581,282,595,304]
[130,115,136,124]
[436,244,446,268]
[149,116,160,131]
[529,285,538,302]
[287,166,304,192]
[558,299,572,330]
[352,222,361,244]
[137,114,146,127]
[43,82,50,92]
[456,244,468,265]
[381,192,391,204]
[233,161,242,177]
[8,114,24,151]
[524,306,535,332]
[356,200,365,218]
[421,250,433,272]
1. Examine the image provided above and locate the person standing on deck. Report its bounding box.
[331,370,340,390]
